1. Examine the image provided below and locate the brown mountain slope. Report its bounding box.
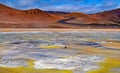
[0,4,120,28]
[64,12,99,24]
[0,4,66,28]
[0,4,51,20]
[92,8,120,24]
[56,10,120,28]
[63,12,115,24]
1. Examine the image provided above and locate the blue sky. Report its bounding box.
[0,0,120,14]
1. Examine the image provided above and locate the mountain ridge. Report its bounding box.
[0,4,120,28]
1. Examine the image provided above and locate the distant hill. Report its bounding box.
[0,4,120,28]
[92,8,120,24]
[46,11,69,15]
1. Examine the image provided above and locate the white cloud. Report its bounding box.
[18,0,36,6]
[41,5,81,12]
[0,0,120,13]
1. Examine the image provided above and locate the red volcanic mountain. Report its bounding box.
[64,11,119,24]
[92,8,120,24]
[0,4,64,28]
[0,4,120,28]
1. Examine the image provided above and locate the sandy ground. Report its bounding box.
[0,28,120,32]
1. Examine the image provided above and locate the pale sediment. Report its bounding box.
[0,31,119,73]
[34,55,104,72]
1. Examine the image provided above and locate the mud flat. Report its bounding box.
[0,31,120,73]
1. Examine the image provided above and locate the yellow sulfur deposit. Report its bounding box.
[88,58,120,73]
[0,67,72,73]
[40,45,66,49]
[0,60,72,73]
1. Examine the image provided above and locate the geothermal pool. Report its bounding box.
[0,31,120,73]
